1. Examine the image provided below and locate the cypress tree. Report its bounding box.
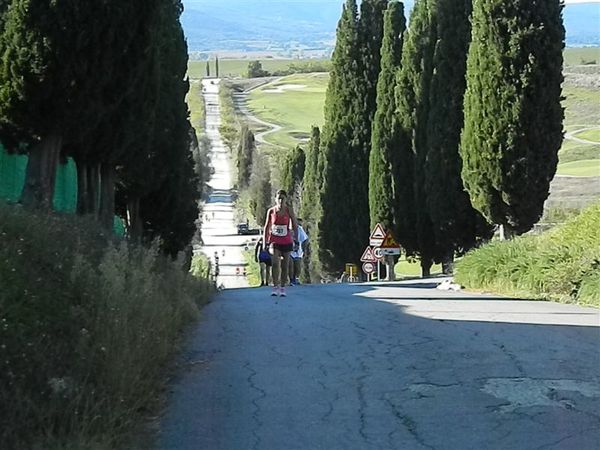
[300,126,322,282]
[347,0,387,260]
[215,55,220,77]
[424,0,493,269]
[394,0,441,276]
[236,125,255,189]
[369,1,406,231]
[300,126,321,229]
[116,0,197,243]
[111,0,164,236]
[280,145,306,211]
[317,0,361,274]
[0,0,91,209]
[143,0,200,255]
[249,153,272,227]
[206,60,211,77]
[460,0,565,236]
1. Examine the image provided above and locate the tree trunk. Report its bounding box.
[99,163,116,231]
[127,197,142,242]
[20,135,62,210]
[499,224,516,240]
[442,251,454,275]
[88,163,100,216]
[76,161,90,215]
[421,257,432,278]
[385,255,396,281]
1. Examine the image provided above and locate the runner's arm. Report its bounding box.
[289,207,299,244]
[254,240,261,262]
[263,208,272,244]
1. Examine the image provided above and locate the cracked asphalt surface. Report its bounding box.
[157,78,600,450]
[158,282,599,450]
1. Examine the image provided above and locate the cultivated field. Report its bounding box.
[188,58,330,79]
[246,73,328,149]
[238,50,599,178]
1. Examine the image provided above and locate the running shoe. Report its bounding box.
[279,287,287,297]
[271,288,278,296]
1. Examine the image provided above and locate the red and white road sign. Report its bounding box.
[362,262,375,274]
[369,223,386,246]
[360,246,377,263]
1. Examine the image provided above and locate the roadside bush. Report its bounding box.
[0,203,210,449]
[455,202,600,306]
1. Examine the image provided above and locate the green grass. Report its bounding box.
[563,47,600,66]
[558,140,600,163]
[574,128,600,143]
[188,58,331,79]
[562,85,600,127]
[187,80,205,134]
[556,159,600,177]
[243,249,262,287]
[558,85,599,175]
[455,202,600,306]
[394,256,442,277]
[0,204,211,449]
[247,73,328,149]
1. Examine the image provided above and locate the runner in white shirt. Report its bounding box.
[289,218,308,285]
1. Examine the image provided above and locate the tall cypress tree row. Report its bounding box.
[317,0,361,273]
[461,0,565,236]
[64,0,163,230]
[394,0,440,275]
[318,0,387,274]
[0,0,96,209]
[424,0,493,267]
[369,1,406,231]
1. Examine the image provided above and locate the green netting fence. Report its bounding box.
[1,144,125,235]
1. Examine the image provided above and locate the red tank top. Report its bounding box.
[269,207,293,245]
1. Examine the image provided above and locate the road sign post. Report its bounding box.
[379,232,401,281]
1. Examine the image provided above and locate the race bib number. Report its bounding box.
[271,224,288,237]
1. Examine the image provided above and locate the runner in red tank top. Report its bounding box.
[264,189,298,297]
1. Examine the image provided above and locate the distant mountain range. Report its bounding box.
[181,1,600,57]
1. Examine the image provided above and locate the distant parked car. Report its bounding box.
[237,224,260,235]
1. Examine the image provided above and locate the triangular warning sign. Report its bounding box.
[370,223,386,241]
[360,246,378,263]
[380,232,400,249]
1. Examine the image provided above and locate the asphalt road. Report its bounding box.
[158,281,600,450]
[157,78,600,450]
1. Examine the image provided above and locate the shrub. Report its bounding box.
[0,203,210,449]
[455,202,600,306]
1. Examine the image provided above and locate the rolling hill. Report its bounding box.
[181,0,600,56]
